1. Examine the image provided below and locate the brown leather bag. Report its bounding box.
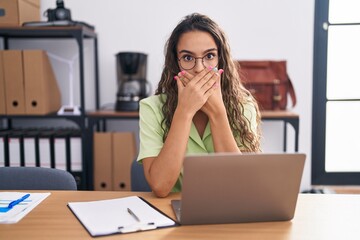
[237,60,296,110]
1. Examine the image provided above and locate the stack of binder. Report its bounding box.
[0,128,83,188]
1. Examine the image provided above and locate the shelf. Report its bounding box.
[0,26,100,113]
[0,26,99,190]
[0,26,96,39]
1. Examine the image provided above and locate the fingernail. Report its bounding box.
[181,70,186,75]
[208,66,213,70]
[213,67,218,72]
[174,76,177,80]
[218,69,224,74]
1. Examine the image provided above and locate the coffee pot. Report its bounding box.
[115,52,150,111]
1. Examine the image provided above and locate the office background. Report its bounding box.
[31,0,314,190]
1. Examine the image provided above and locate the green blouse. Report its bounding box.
[137,94,258,192]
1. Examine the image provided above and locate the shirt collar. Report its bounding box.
[189,121,211,151]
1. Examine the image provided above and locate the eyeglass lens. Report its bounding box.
[178,55,218,70]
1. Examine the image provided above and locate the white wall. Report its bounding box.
[39,0,315,190]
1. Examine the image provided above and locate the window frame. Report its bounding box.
[312,0,360,185]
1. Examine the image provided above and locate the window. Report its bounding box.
[312,0,360,184]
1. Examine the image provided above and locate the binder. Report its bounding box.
[38,131,52,168]
[53,131,67,171]
[93,132,113,191]
[14,129,26,166]
[8,132,22,167]
[0,51,6,114]
[3,50,25,114]
[68,130,82,188]
[0,131,7,167]
[68,196,177,236]
[0,130,10,166]
[23,130,37,167]
[69,130,82,172]
[112,132,137,191]
[23,50,61,115]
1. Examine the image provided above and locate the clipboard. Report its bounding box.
[68,196,179,236]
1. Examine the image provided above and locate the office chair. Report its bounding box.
[0,167,77,190]
[131,160,151,192]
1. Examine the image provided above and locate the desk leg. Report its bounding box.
[86,119,96,190]
[287,118,300,152]
[294,119,299,152]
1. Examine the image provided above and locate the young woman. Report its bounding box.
[137,13,261,197]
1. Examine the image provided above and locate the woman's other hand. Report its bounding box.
[176,67,225,117]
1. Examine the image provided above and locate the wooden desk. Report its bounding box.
[1,191,360,239]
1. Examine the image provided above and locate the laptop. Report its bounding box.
[171,153,305,225]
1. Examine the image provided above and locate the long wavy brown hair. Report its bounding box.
[155,13,261,152]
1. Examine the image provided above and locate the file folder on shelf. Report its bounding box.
[54,131,67,171]
[0,130,10,166]
[0,131,6,167]
[0,51,6,114]
[68,196,177,236]
[69,130,82,172]
[23,50,61,115]
[8,132,22,167]
[68,130,82,188]
[3,50,25,114]
[38,131,53,168]
[93,132,113,191]
[23,131,37,167]
[112,132,136,191]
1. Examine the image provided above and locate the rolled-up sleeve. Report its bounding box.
[137,96,165,162]
[243,102,258,136]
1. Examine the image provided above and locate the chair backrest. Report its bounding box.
[131,160,151,192]
[0,167,77,190]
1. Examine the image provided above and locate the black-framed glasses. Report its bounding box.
[177,53,219,70]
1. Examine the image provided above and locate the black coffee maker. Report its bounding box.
[115,52,150,111]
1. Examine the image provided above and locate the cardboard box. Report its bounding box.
[3,50,25,114]
[23,50,61,115]
[0,51,6,114]
[112,132,137,191]
[0,0,40,26]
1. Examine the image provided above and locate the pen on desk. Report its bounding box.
[127,207,141,222]
[8,194,30,209]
